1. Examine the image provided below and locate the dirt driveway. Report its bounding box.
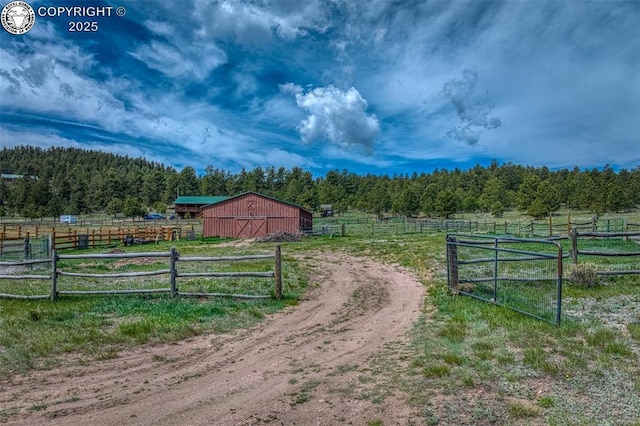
[1,252,425,425]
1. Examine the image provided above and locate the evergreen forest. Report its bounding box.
[1,146,638,219]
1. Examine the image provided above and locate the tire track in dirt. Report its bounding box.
[1,252,425,425]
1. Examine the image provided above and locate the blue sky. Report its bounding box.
[1,0,639,176]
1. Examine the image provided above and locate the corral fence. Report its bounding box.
[0,225,198,258]
[446,234,564,325]
[0,245,283,301]
[569,228,640,276]
[308,223,346,237]
[315,216,640,238]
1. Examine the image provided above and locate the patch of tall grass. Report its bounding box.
[0,294,297,378]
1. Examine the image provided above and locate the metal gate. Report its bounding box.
[0,236,50,261]
[446,234,564,324]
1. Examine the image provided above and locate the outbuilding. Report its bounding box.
[174,196,229,219]
[59,214,77,224]
[320,204,334,217]
[202,192,313,238]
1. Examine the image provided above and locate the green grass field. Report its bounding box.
[2,211,640,424]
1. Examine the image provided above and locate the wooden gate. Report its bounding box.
[235,218,267,238]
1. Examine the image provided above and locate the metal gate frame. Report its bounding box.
[446,234,564,325]
[0,236,50,261]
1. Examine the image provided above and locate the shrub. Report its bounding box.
[568,263,599,287]
[491,201,504,217]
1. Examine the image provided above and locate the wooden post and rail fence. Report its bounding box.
[569,228,640,275]
[0,245,283,301]
[0,224,197,255]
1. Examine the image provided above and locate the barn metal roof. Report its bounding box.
[173,196,230,205]
[1,173,38,180]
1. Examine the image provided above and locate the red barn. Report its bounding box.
[202,192,313,238]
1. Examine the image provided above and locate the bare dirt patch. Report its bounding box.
[0,252,425,425]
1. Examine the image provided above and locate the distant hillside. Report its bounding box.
[0,145,638,219]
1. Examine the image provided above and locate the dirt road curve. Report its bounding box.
[1,252,425,425]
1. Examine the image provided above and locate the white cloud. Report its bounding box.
[195,1,274,45]
[143,19,175,37]
[283,85,380,153]
[194,0,328,44]
[131,40,226,81]
[0,51,126,126]
[441,69,502,145]
[278,82,302,95]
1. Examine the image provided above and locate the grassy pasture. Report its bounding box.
[0,239,305,378]
[2,211,640,424]
[332,232,640,425]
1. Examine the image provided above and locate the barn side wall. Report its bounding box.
[202,193,311,238]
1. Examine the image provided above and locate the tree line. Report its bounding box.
[1,146,638,220]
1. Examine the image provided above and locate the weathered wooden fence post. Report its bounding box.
[51,249,58,302]
[571,227,578,266]
[275,244,282,300]
[170,247,178,298]
[24,233,30,261]
[625,222,629,241]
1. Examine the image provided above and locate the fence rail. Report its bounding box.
[0,246,283,301]
[0,224,198,254]
[569,229,640,275]
[315,216,640,238]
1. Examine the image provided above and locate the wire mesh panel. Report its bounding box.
[447,234,563,324]
[0,237,49,262]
